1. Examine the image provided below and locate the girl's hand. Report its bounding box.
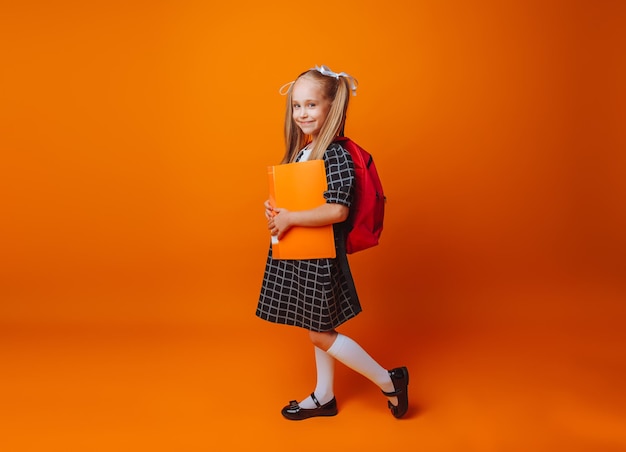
[267,207,291,239]
[264,199,274,220]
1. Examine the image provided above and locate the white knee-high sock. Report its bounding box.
[313,346,335,400]
[326,333,397,404]
[298,346,335,409]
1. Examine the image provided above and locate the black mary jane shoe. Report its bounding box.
[281,392,338,421]
[382,366,409,419]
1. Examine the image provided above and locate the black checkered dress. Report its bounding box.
[256,143,362,332]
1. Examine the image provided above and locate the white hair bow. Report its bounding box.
[278,65,359,96]
[313,65,358,96]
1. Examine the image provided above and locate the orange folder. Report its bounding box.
[267,159,336,259]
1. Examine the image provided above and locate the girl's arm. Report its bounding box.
[267,202,348,240]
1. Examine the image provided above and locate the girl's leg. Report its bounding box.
[311,331,398,407]
[296,346,336,409]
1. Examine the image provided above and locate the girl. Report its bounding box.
[256,65,409,420]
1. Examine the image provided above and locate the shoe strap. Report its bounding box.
[310,392,322,408]
[382,389,402,397]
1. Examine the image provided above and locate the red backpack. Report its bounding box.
[334,137,386,254]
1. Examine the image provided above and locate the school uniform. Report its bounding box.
[256,143,362,332]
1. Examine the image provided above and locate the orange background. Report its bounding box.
[1,1,625,451]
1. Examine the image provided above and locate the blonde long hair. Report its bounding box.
[281,69,352,164]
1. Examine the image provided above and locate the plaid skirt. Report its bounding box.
[256,228,362,332]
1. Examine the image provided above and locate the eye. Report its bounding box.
[308,103,316,108]
[293,103,300,109]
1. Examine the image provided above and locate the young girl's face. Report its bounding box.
[291,77,332,141]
